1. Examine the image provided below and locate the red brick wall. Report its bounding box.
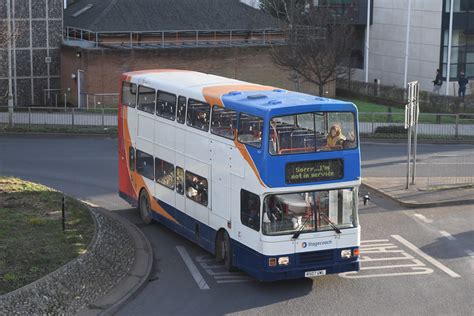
[60,45,336,107]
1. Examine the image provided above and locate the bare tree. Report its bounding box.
[262,0,357,96]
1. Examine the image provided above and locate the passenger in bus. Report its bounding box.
[326,124,346,148]
[196,111,208,129]
[187,176,207,204]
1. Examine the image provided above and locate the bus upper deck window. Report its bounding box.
[238,113,263,148]
[177,96,186,124]
[156,91,177,121]
[187,99,210,132]
[211,106,237,140]
[137,86,156,114]
[121,82,137,107]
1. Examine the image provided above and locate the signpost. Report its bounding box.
[405,81,419,189]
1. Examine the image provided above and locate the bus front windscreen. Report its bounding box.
[262,188,357,236]
[269,112,357,155]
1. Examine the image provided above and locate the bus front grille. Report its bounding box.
[299,250,334,265]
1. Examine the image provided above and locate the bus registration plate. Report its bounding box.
[305,270,326,278]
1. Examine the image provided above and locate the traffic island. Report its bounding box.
[0,177,152,314]
[363,177,474,208]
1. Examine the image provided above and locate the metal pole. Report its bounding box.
[62,195,66,232]
[364,0,371,82]
[411,84,419,185]
[403,0,412,88]
[7,0,14,127]
[406,123,412,189]
[446,0,454,95]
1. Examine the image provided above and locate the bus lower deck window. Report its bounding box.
[185,171,208,206]
[241,190,260,231]
[136,150,154,180]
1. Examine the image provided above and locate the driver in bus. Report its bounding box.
[326,124,346,148]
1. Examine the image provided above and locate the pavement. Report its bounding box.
[363,177,474,208]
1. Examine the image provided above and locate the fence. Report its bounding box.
[1,107,474,140]
[420,155,474,189]
[0,107,117,131]
[64,27,286,49]
[359,112,474,139]
[338,79,474,114]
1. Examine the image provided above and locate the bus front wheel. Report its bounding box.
[139,189,153,225]
[217,231,236,272]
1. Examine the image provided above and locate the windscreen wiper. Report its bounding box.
[292,215,312,240]
[319,212,342,234]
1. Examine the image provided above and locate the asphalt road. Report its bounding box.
[1,135,473,315]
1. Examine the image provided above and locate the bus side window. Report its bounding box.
[238,113,263,148]
[241,190,260,231]
[177,96,186,124]
[155,158,175,189]
[129,146,136,171]
[156,91,177,121]
[137,86,156,114]
[176,166,184,194]
[211,106,237,140]
[187,99,210,132]
[136,150,154,180]
[185,171,208,206]
[122,82,137,107]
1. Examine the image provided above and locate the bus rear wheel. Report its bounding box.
[139,189,153,225]
[217,231,236,272]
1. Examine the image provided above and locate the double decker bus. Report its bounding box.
[118,69,360,281]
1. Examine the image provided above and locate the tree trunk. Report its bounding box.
[318,84,324,97]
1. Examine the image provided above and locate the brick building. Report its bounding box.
[62,0,335,107]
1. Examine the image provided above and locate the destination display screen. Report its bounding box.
[285,159,344,184]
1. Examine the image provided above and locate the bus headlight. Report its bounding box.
[341,249,352,259]
[278,256,290,266]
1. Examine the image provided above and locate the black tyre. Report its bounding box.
[219,231,236,272]
[139,189,153,225]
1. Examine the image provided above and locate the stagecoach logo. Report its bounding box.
[301,240,332,248]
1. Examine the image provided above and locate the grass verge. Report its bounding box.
[0,177,94,295]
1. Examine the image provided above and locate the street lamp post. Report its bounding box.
[364,0,371,83]
[7,0,14,127]
[446,0,454,96]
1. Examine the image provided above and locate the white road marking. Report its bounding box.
[439,231,456,241]
[391,235,461,278]
[176,246,210,290]
[413,213,433,223]
[465,249,474,257]
[361,239,389,243]
[195,255,253,284]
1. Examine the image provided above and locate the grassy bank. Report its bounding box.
[0,177,94,295]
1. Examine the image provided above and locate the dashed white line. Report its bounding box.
[439,231,456,241]
[176,246,210,290]
[413,213,433,224]
[391,235,461,278]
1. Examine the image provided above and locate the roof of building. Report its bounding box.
[64,0,282,32]
[123,69,354,117]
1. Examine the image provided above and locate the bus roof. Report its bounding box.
[122,69,357,117]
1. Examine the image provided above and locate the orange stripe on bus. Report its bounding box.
[234,140,266,188]
[122,107,180,224]
[203,84,274,107]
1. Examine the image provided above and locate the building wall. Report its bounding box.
[0,0,63,106]
[60,45,336,107]
[353,0,444,92]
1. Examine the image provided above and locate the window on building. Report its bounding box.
[137,86,156,114]
[176,167,184,195]
[185,171,208,206]
[155,158,175,189]
[156,91,176,120]
[238,113,263,148]
[241,190,260,231]
[177,96,186,124]
[211,106,237,140]
[187,99,210,131]
[129,146,136,171]
[122,82,137,107]
[136,150,154,180]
